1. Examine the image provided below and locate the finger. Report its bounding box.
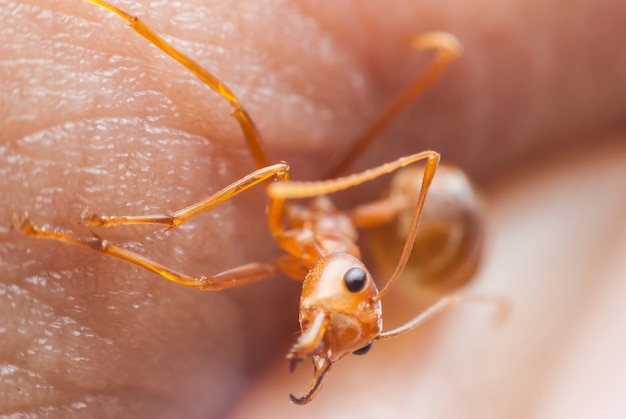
[4,0,626,417]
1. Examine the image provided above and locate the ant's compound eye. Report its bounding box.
[352,341,373,356]
[343,267,367,293]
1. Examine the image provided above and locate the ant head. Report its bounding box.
[300,252,383,362]
[288,253,383,404]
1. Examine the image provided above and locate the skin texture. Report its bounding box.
[2,0,625,417]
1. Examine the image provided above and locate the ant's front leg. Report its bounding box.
[13,213,276,291]
[13,163,290,290]
[82,163,289,228]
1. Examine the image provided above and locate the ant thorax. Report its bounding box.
[284,196,361,261]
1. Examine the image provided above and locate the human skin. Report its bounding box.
[1,0,625,418]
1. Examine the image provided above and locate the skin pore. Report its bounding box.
[2,0,626,417]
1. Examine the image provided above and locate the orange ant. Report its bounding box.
[13,0,495,405]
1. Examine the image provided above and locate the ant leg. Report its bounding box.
[348,196,404,229]
[377,294,510,339]
[268,151,438,199]
[83,163,289,228]
[14,164,288,288]
[13,214,275,290]
[326,32,461,178]
[84,0,269,169]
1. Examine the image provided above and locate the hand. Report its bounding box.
[2,0,625,417]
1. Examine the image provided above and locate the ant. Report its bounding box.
[13,0,496,405]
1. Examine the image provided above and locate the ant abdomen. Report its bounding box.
[365,163,483,295]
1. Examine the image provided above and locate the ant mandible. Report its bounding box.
[14,0,488,404]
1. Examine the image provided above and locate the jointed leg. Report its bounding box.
[83,163,289,228]
[326,32,461,177]
[84,0,270,169]
[14,163,289,289]
[347,195,405,229]
[267,151,439,200]
[13,214,275,290]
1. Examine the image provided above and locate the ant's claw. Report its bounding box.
[81,207,102,226]
[12,213,34,234]
[11,212,24,230]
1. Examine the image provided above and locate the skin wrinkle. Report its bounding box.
[2,0,626,417]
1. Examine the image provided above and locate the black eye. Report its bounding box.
[343,267,367,293]
[352,342,373,356]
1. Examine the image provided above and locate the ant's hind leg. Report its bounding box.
[13,213,276,291]
[326,32,461,178]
